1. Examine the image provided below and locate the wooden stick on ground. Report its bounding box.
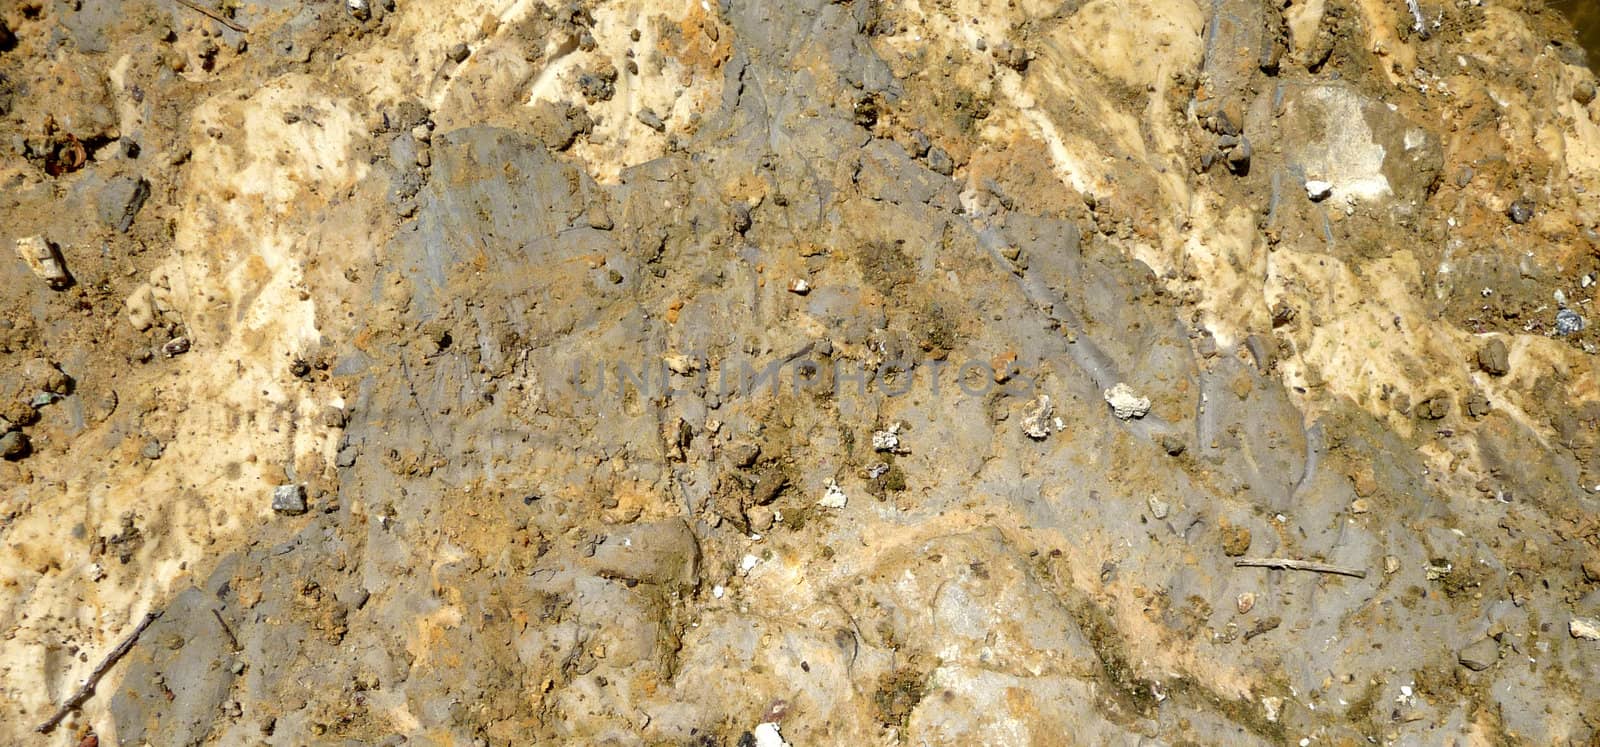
[36,610,164,734]
[172,0,249,33]
[211,608,241,653]
[1234,558,1368,579]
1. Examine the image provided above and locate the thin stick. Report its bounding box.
[1234,558,1368,579]
[36,611,164,734]
[172,0,249,33]
[211,609,241,653]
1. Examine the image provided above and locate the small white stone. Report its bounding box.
[787,279,811,295]
[872,422,902,452]
[1021,395,1054,439]
[753,723,791,747]
[712,585,725,599]
[818,480,848,509]
[1262,696,1283,723]
[14,235,70,289]
[1103,383,1151,420]
[664,354,699,374]
[739,554,761,573]
[1305,180,1334,201]
[1571,616,1600,641]
[86,563,105,582]
[1147,496,1169,520]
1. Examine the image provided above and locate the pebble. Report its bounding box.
[1477,338,1509,376]
[1305,180,1333,201]
[0,430,28,460]
[1021,395,1054,439]
[1414,392,1450,420]
[872,422,902,453]
[1159,434,1186,456]
[787,279,811,295]
[271,484,308,515]
[1555,308,1585,336]
[1147,496,1169,520]
[105,175,151,233]
[637,107,666,133]
[1226,136,1252,173]
[447,43,470,63]
[747,505,775,532]
[752,723,791,747]
[818,480,847,509]
[1572,616,1600,641]
[1577,80,1597,105]
[1458,637,1498,671]
[926,146,954,176]
[161,337,191,358]
[663,354,697,374]
[1103,383,1151,420]
[729,442,761,468]
[1236,592,1255,615]
[14,235,72,289]
[1507,199,1534,225]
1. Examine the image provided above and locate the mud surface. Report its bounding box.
[3,0,1600,744]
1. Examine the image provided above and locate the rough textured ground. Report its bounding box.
[4,0,1600,744]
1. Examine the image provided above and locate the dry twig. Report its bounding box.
[173,0,249,33]
[36,611,163,734]
[1234,558,1367,579]
[211,609,241,653]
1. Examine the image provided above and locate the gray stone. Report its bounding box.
[1226,135,1252,173]
[1556,308,1585,336]
[270,484,307,515]
[99,175,150,233]
[636,107,665,133]
[1508,199,1535,225]
[0,430,26,460]
[1478,338,1509,376]
[1458,637,1498,671]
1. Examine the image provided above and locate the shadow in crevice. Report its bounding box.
[1552,0,1600,69]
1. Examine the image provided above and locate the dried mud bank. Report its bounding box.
[2,0,1600,744]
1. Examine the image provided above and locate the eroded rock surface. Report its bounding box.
[3,0,1600,744]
